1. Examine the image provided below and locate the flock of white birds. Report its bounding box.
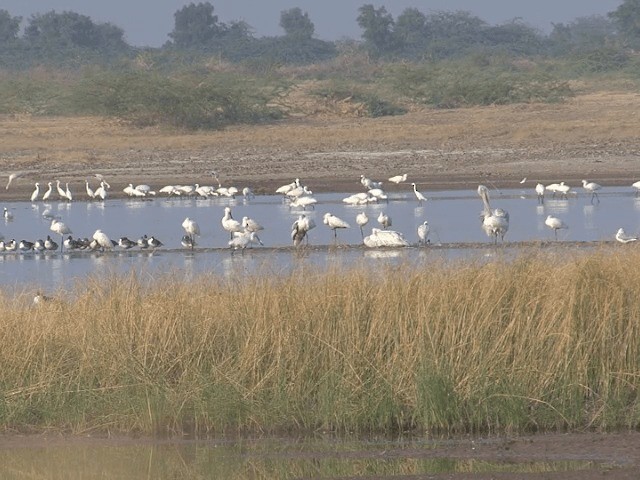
[3,172,640,252]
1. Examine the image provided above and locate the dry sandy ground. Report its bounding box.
[2,91,640,477]
[1,90,640,201]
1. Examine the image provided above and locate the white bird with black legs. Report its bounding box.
[388,173,407,184]
[417,221,430,245]
[323,212,350,241]
[545,215,568,240]
[85,180,96,199]
[42,182,53,202]
[535,183,545,204]
[556,181,571,199]
[291,214,316,247]
[64,182,73,202]
[377,211,391,230]
[477,185,509,244]
[356,212,369,239]
[30,183,40,202]
[94,181,108,201]
[56,180,68,201]
[50,218,71,251]
[221,206,243,239]
[363,228,409,248]
[582,179,602,204]
[615,228,638,244]
[412,183,427,205]
[182,217,200,248]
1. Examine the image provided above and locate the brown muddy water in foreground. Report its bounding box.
[0,433,636,479]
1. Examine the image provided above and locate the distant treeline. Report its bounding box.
[0,1,639,69]
[2,2,640,130]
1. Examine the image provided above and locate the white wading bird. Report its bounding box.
[229,231,263,252]
[242,216,264,233]
[291,214,316,247]
[377,211,391,230]
[92,229,113,252]
[50,219,72,251]
[363,228,409,248]
[42,182,53,202]
[356,212,369,239]
[615,228,638,244]
[323,213,350,241]
[182,217,200,248]
[545,215,568,240]
[221,206,243,239]
[535,183,545,204]
[582,179,602,204]
[417,221,430,245]
[388,173,407,184]
[94,181,108,201]
[289,195,317,210]
[276,178,300,197]
[477,185,509,244]
[55,180,68,201]
[412,183,427,205]
[30,183,40,202]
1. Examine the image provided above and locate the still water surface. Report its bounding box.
[1,185,639,291]
[0,436,603,479]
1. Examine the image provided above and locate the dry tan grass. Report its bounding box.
[1,249,639,435]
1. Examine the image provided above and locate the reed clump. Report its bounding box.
[1,249,640,436]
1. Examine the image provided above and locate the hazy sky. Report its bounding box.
[3,0,623,47]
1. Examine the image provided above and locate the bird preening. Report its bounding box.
[477,185,509,244]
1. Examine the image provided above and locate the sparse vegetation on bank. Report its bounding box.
[2,249,640,436]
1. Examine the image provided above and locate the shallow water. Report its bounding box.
[1,185,639,291]
[0,436,604,479]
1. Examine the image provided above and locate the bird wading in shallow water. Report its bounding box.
[582,179,602,204]
[477,185,509,244]
[545,215,568,241]
[323,212,350,242]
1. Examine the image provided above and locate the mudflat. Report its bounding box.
[1,90,639,201]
